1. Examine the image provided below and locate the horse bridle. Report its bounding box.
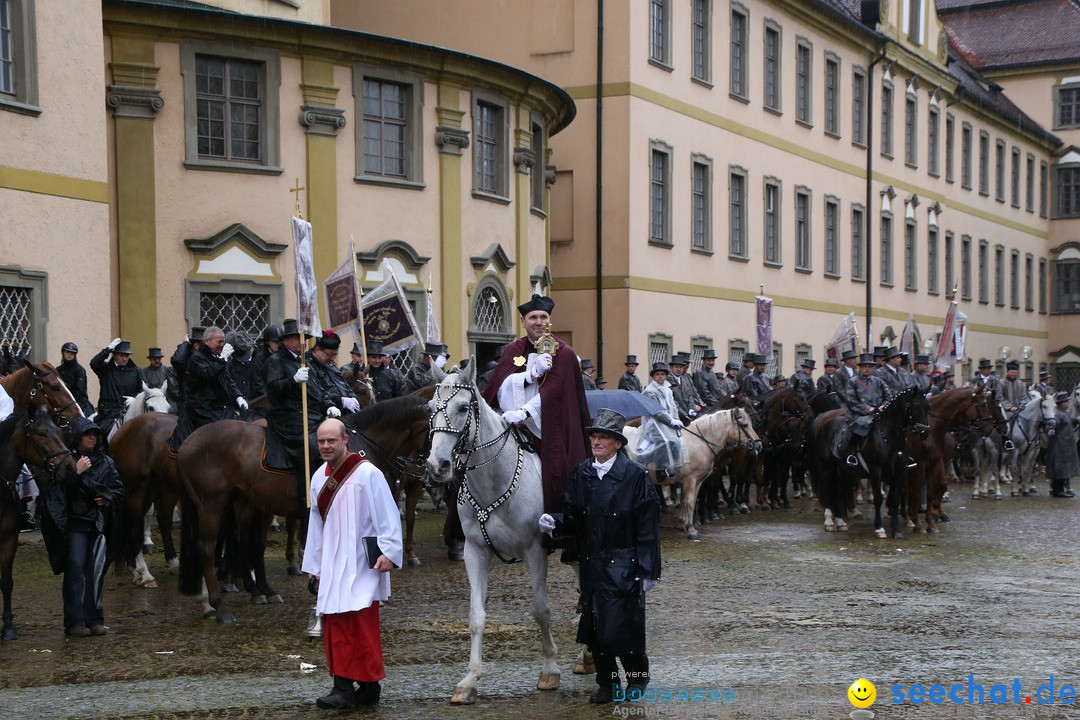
[429,382,525,564]
[6,412,74,492]
[29,374,79,429]
[680,409,761,459]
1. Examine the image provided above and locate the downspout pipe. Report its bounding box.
[595,0,604,373]
[865,41,889,347]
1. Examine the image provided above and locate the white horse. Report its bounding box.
[123,382,171,422]
[425,362,559,705]
[1004,391,1057,496]
[623,408,761,540]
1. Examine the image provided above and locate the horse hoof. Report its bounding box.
[2,626,18,640]
[536,672,561,691]
[892,531,904,540]
[573,658,596,675]
[686,528,700,541]
[782,501,792,509]
[914,527,926,534]
[450,686,477,705]
[222,583,239,594]
[905,519,915,528]
[1011,491,1019,497]
[217,611,236,625]
[738,504,749,514]
[251,594,267,605]
[928,526,940,534]
[202,608,217,620]
[875,529,887,539]
[168,566,179,577]
[995,493,1003,500]
[824,524,835,532]
[143,543,156,555]
[267,594,284,604]
[836,522,849,532]
[140,579,158,589]
[286,566,303,577]
[971,491,980,499]
[939,514,951,523]
[407,557,422,568]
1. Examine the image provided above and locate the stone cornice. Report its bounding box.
[298,103,346,137]
[435,126,470,156]
[106,85,164,119]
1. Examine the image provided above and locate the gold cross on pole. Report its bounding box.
[290,178,305,218]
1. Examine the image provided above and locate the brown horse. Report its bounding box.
[905,386,996,533]
[177,394,431,623]
[0,406,79,639]
[0,361,85,428]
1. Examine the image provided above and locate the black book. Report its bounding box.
[363,536,398,569]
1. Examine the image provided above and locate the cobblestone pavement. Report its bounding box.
[2,483,1080,719]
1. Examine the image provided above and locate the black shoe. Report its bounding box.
[19,511,36,533]
[354,681,381,706]
[316,688,358,710]
[589,687,613,704]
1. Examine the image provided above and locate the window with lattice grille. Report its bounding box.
[0,284,31,355]
[199,292,269,338]
[648,334,672,367]
[473,287,506,334]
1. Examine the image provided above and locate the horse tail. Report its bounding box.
[178,482,203,596]
[215,502,244,589]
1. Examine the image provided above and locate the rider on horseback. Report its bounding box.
[837,353,887,469]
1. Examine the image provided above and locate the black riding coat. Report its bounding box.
[368,364,406,402]
[89,348,143,423]
[183,344,241,427]
[552,452,661,657]
[57,358,94,416]
[265,347,329,470]
[617,372,643,393]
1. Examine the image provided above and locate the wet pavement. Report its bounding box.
[3,479,1080,719]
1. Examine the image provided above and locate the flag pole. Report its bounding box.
[351,235,369,362]
[291,178,312,508]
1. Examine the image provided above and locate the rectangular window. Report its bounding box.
[474,99,506,196]
[199,291,270,339]
[904,97,917,167]
[978,239,989,303]
[649,0,671,66]
[1052,261,1080,313]
[928,107,939,176]
[824,56,840,136]
[1040,160,1049,217]
[1039,257,1047,313]
[881,83,893,157]
[692,0,711,83]
[728,168,747,258]
[1057,84,1080,128]
[796,40,812,125]
[825,198,839,277]
[764,24,780,112]
[961,235,972,300]
[995,139,1006,202]
[730,7,748,98]
[904,221,917,291]
[852,68,866,146]
[1011,249,1020,309]
[979,130,989,196]
[994,245,1004,306]
[1026,154,1036,213]
[880,215,893,286]
[692,158,713,253]
[531,120,546,212]
[1026,254,1034,311]
[907,0,923,43]
[0,0,13,95]
[196,56,263,162]
[927,226,939,295]
[851,206,865,281]
[961,123,972,189]
[1057,166,1080,217]
[649,143,672,246]
[362,79,407,177]
[945,230,955,297]
[0,0,38,113]
[0,283,32,355]
[764,180,781,265]
[1011,146,1021,208]
[945,113,955,182]
[795,189,811,271]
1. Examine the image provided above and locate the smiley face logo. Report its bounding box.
[847,678,876,708]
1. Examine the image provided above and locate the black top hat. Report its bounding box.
[281,319,300,338]
[595,376,607,385]
[650,362,670,376]
[702,349,718,360]
[516,294,555,317]
[112,340,133,355]
[742,354,756,365]
[625,355,639,365]
[147,347,164,359]
[669,354,688,366]
[581,359,595,370]
[883,347,902,361]
[801,358,816,369]
[824,358,839,367]
[841,349,858,361]
[857,353,877,366]
[725,361,739,370]
[1055,391,1070,404]
[61,341,78,354]
[190,326,206,342]
[421,342,445,357]
[262,325,282,342]
[366,341,387,356]
[944,369,955,378]
[873,345,888,356]
[1039,370,1051,379]
[978,358,993,369]
[349,342,362,355]
[915,354,931,365]
[752,353,768,365]
[773,374,787,384]
[585,408,628,445]
[1005,360,1020,370]
[315,329,341,350]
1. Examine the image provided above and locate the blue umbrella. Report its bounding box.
[584,389,664,419]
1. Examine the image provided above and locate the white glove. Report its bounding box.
[642,579,657,593]
[326,406,342,418]
[293,367,309,383]
[220,343,234,362]
[123,395,135,409]
[342,396,361,413]
[108,338,122,351]
[673,419,684,428]
[527,353,553,383]
[236,397,248,410]
[434,355,448,369]
[538,513,556,535]
[502,409,528,425]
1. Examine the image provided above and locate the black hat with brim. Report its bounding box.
[650,362,670,376]
[585,408,628,445]
[978,358,993,369]
[147,347,164,359]
[857,353,877,366]
[281,319,300,338]
[367,341,387,356]
[517,294,555,317]
[113,340,133,355]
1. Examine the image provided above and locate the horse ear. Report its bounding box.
[142,381,151,395]
[161,379,168,394]
[466,356,477,385]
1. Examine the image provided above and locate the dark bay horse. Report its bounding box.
[810,386,929,539]
[0,406,79,639]
[0,361,85,429]
[177,394,431,623]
